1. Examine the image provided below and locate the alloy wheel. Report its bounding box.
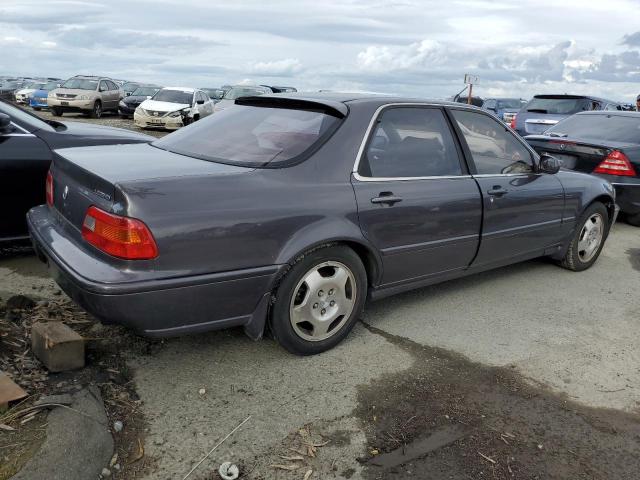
[289,261,357,342]
[577,213,604,263]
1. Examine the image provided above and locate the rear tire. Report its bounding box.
[560,202,609,271]
[625,212,640,227]
[270,245,367,355]
[33,107,41,111]
[52,107,62,116]
[90,101,102,118]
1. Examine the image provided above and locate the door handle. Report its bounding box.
[371,192,403,205]
[487,186,508,196]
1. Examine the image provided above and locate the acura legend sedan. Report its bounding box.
[28,94,617,355]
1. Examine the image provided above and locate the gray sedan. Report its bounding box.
[28,93,617,355]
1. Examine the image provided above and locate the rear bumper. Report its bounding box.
[27,205,282,338]
[594,175,640,215]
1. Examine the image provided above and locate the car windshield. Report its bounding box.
[131,87,160,97]
[546,114,640,144]
[152,90,193,104]
[43,81,58,91]
[1,82,19,89]
[153,104,342,167]
[525,97,592,114]
[496,99,522,109]
[61,78,99,90]
[222,87,269,100]
[0,100,55,132]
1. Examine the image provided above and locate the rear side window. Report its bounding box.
[525,97,592,115]
[546,114,640,143]
[153,104,342,167]
[451,109,533,175]
[359,107,462,178]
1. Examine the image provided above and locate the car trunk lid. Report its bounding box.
[51,143,252,231]
[526,136,636,173]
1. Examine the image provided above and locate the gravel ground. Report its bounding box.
[31,108,169,138]
[1,220,638,479]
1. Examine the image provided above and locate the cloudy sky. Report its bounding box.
[1,0,639,101]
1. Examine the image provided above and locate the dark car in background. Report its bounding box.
[513,94,624,137]
[453,93,484,107]
[28,94,616,355]
[0,101,153,242]
[482,98,526,124]
[0,80,26,101]
[525,111,640,226]
[118,85,162,118]
[122,82,140,97]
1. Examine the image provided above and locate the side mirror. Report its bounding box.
[196,99,205,105]
[146,96,151,99]
[126,92,132,96]
[538,153,560,174]
[0,113,11,131]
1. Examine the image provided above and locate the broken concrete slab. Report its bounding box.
[0,372,27,412]
[31,322,85,372]
[12,385,114,480]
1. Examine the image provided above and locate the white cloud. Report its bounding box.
[248,58,303,76]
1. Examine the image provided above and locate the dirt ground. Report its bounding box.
[357,324,640,480]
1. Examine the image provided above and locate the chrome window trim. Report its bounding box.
[352,102,474,181]
[353,172,473,182]
[352,102,542,182]
[1,121,34,137]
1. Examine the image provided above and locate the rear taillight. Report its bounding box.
[81,206,158,260]
[593,150,636,177]
[510,114,516,130]
[46,171,53,206]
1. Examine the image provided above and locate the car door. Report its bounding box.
[449,108,565,267]
[351,105,482,286]
[0,121,51,239]
[109,81,120,110]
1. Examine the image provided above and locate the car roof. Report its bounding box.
[162,87,197,93]
[576,111,640,118]
[262,91,462,106]
[531,94,620,103]
[239,92,469,118]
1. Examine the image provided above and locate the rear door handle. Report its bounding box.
[487,186,508,196]
[371,193,403,205]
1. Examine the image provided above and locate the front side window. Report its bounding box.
[359,107,462,178]
[451,109,533,175]
[153,104,342,168]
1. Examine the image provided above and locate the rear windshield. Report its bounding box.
[152,89,193,104]
[545,114,640,144]
[61,79,99,90]
[152,104,342,168]
[525,97,593,115]
[131,87,160,97]
[496,99,523,109]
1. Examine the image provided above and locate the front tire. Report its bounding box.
[270,245,367,355]
[90,101,102,118]
[51,107,62,116]
[33,107,41,111]
[560,202,609,271]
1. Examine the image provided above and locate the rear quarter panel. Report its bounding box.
[555,170,616,223]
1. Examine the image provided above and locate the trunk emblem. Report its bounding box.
[62,185,69,200]
[560,144,566,150]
